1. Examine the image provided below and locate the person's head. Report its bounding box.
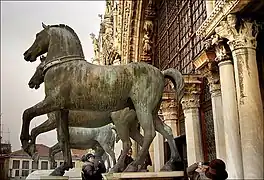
[127,148,132,156]
[205,159,228,180]
[86,153,95,163]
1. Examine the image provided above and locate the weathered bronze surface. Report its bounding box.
[22,23,184,176]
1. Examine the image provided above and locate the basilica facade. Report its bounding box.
[91,0,264,179]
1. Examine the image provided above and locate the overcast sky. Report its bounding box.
[1,1,106,151]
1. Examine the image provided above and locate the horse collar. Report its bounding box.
[42,55,85,75]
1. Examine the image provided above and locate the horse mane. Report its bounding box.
[49,24,83,53]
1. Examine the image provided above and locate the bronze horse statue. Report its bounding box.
[28,54,152,173]
[21,23,184,176]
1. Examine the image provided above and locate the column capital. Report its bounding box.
[181,75,202,110]
[215,14,259,51]
[199,61,221,97]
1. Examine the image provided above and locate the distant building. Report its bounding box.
[0,143,12,180]
[8,144,86,180]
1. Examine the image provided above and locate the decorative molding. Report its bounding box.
[215,14,259,51]
[181,75,202,110]
[122,1,133,64]
[196,0,240,38]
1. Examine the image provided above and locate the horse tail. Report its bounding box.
[161,68,185,103]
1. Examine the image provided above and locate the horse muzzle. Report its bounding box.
[24,50,37,62]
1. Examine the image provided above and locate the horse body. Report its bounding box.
[44,61,163,112]
[49,124,116,170]
[22,23,184,176]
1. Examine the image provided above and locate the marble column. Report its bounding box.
[161,92,179,137]
[210,36,244,179]
[199,60,226,161]
[181,75,204,166]
[153,132,164,172]
[215,14,263,179]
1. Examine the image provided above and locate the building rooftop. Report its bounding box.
[10,144,86,160]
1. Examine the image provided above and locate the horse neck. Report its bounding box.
[45,28,85,63]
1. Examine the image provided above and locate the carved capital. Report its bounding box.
[200,61,221,96]
[181,75,202,110]
[215,14,259,51]
[211,35,232,62]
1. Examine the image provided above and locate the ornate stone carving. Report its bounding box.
[141,0,156,63]
[200,61,221,97]
[215,14,259,51]
[122,1,132,63]
[141,20,153,62]
[211,34,232,62]
[181,75,202,110]
[196,0,242,38]
[90,33,100,60]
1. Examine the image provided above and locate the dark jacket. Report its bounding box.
[82,161,103,180]
[187,163,210,180]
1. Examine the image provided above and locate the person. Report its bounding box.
[117,148,134,172]
[81,153,105,180]
[187,159,228,180]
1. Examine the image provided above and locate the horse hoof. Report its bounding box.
[124,164,138,172]
[32,152,39,162]
[109,167,119,173]
[49,167,65,176]
[160,161,175,171]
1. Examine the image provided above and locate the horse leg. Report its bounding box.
[20,97,59,156]
[154,116,181,171]
[50,110,72,176]
[30,118,56,162]
[109,126,131,173]
[49,143,61,169]
[101,143,116,167]
[129,124,152,171]
[124,111,156,172]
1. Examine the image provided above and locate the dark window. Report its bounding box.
[22,170,29,177]
[22,160,29,169]
[12,160,20,169]
[32,161,38,169]
[154,0,206,74]
[15,170,19,176]
[41,161,48,170]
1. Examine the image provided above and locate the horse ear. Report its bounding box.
[42,22,48,29]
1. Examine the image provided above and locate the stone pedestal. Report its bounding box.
[181,75,204,166]
[102,171,184,180]
[26,168,81,180]
[40,176,69,180]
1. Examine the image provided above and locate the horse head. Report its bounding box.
[24,23,50,62]
[24,23,84,63]
[28,56,45,89]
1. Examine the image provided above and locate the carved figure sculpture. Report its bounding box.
[22,23,184,176]
[90,33,100,59]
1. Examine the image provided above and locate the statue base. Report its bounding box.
[102,171,184,180]
[26,168,82,180]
